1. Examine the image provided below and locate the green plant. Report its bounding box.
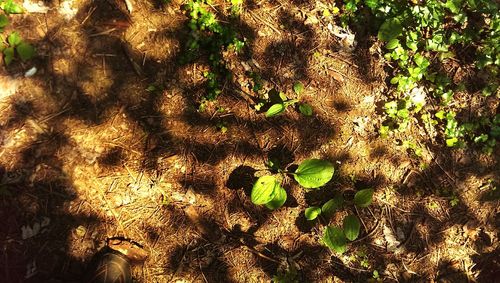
[321,188,374,254]
[1,31,35,65]
[181,0,244,107]
[250,159,334,210]
[0,0,24,14]
[344,0,499,152]
[262,82,313,118]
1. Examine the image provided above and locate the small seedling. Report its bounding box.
[250,159,334,210]
[321,188,373,253]
[0,31,35,65]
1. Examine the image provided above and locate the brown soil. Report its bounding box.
[0,0,498,282]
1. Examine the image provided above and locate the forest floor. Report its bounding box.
[0,0,498,282]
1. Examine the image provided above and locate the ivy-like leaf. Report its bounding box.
[354,188,374,207]
[294,159,334,189]
[265,185,287,210]
[343,215,361,241]
[321,194,343,217]
[293,81,304,95]
[266,103,285,117]
[322,226,347,254]
[378,18,402,42]
[251,175,279,205]
[16,42,35,61]
[1,0,24,14]
[299,103,313,116]
[386,39,400,50]
[304,206,321,220]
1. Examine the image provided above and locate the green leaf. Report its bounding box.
[293,159,334,189]
[3,47,14,65]
[321,195,343,217]
[7,31,22,46]
[386,39,400,50]
[299,103,313,116]
[304,206,321,220]
[354,188,374,207]
[2,0,24,14]
[251,175,279,205]
[293,81,304,95]
[323,226,347,254]
[266,103,285,117]
[16,42,35,61]
[0,14,9,28]
[378,18,402,42]
[343,215,361,241]
[265,185,287,209]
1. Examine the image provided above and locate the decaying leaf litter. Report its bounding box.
[0,0,498,282]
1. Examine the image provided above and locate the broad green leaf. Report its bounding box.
[0,14,9,28]
[293,81,304,95]
[16,42,35,61]
[386,39,399,50]
[343,215,361,241]
[0,42,6,52]
[265,185,287,209]
[321,195,343,217]
[3,47,14,65]
[266,103,285,117]
[7,31,22,46]
[299,103,313,116]
[2,0,24,14]
[378,18,402,42]
[294,159,334,189]
[323,226,347,254]
[251,175,279,205]
[304,206,321,220]
[354,189,374,207]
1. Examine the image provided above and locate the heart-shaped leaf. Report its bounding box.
[323,226,347,254]
[304,206,321,220]
[265,185,287,209]
[251,175,279,205]
[354,188,374,207]
[294,159,334,188]
[343,215,361,241]
[266,103,285,117]
[321,194,343,217]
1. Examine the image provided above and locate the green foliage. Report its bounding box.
[349,0,500,151]
[293,81,304,95]
[266,103,286,117]
[0,0,24,14]
[298,103,313,116]
[321,195,344,217]
[265,185,287,210]
[182,0,244,102]
[293,159,334,189]
[343,215,361,241]
[0,12,35,65]
[250,159,334,210]
[354,188,374,207]
[251,175,281,205]
[322,226,347,254]
[304,206,321,220]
